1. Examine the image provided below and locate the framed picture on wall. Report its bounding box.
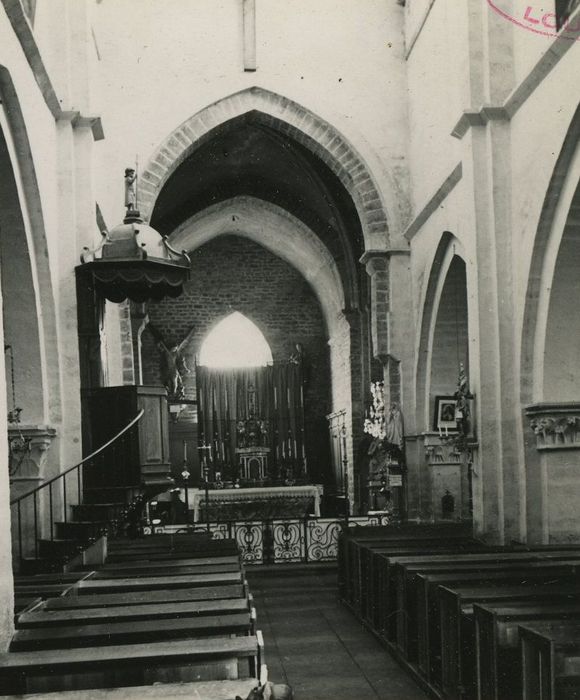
[434,396,458,432]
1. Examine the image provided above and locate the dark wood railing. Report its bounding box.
[10,409,144,564]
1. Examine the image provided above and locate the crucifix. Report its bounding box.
[242,0,257,72]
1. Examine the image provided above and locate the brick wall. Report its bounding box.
[141,235,332,484]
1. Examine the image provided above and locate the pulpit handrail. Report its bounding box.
[10,409,144,506]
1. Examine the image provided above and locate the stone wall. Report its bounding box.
[141,235,332,485]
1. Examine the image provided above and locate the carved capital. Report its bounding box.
[526,402,580,450]
[8,424,57,478]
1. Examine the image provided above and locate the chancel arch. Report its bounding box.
[138,87,392,251]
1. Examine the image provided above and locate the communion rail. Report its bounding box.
[10,409,144,564]
[145,516,384,565]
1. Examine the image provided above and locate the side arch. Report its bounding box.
[415,233,467,431]
[0,66,61,424]
[520,105,580,405]
[138,87,391,250]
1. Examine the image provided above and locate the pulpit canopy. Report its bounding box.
[78,209,191,303]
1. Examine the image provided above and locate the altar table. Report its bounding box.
[188,484,324,522]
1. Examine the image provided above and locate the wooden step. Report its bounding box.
[0,634,262,694]
[10,611,255,650]
[75,571,242,595]
[14,583,75,599]
[38,539,82,561]
[55,521,110,541]
[72,503,126,521]
[17,597,251,628]
[46,583,247,609]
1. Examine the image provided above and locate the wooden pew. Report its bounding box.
[475,601,580,700]
[17,597,252,629]
[438,582,580,700]
[0,633,264,694]
[393,551,580,659]
[74,570,242,595]
[11,609,256,651]
[347,530,478,613]
[45,582,248,609]
[519,621,580,700]
[338,522,473,606]
[91,561,241,579]
[415,571,580,687]
[361,539,488,627]
[99,554,240,572]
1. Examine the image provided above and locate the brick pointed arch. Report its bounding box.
[138,87,390,251]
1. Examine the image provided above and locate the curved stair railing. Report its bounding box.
[10,409,144,566]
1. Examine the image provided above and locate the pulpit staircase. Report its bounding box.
[10,409,171,575]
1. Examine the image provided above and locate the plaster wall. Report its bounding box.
[90,0,410,236]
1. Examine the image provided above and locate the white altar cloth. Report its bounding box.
[188,484,324,522]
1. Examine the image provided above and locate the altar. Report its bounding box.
[188,484,323,522]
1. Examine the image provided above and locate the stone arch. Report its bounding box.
[170,196,347,338]
[415,233,468,431]
[0,67,61,425]
[138,87,391,251]
[521,105,580,406]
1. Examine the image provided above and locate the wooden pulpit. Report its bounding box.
[81,385,172,491]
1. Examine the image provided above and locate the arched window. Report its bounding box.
[198,312,273,368]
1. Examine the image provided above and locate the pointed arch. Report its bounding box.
[138,87,391,250]
[198,312,273,368]
[0,66,61,424]
[521,105,580,405]
[169,196,346,337]
[415,233,468,431]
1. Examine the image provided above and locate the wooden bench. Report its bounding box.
[415,571,580,687]
[393,552,580,660]
[438,582,580,700]
[0,678,262,700]
[474,601,580,700]
[74,571,242,595]
[519,621,580,700]
[0,633,264,694]
[340,524,474,609]
[91,561,241,579]
[10,610,256,651]
[338,522,473,603]
[99,554,240,572]
[17,597,252,629]
[45,583,248,609]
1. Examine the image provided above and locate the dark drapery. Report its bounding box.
[196,362,306,473]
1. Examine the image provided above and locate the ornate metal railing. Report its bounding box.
[148,516,381,565]
[10,410,144,565]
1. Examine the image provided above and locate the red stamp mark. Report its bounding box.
[487,1,580,40]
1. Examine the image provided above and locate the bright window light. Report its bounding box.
[198,312,273,368]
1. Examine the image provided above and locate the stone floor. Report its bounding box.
[246,564,429,700]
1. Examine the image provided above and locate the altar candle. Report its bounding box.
[274,387,277,409]
[293,439,297,457]
[183,440,187,461]
[282,442,286,458]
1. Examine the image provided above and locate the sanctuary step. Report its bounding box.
[339,523,580,700]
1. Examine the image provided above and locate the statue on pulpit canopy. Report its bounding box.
[124,168,137,212]
[146,322,195,400]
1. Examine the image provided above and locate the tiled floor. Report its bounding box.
[247,565,429,700]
